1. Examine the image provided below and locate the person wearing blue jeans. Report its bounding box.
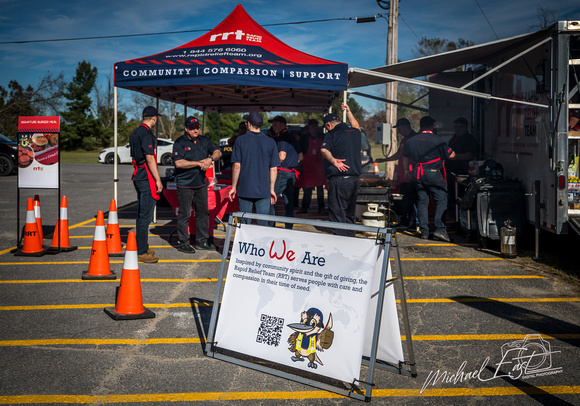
[414,171,448,239]
[402,116,456,242]
[228,112,280,226]
[238,197,272,226]
[129,106,163,263]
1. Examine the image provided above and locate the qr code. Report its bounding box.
[256,314,284,347]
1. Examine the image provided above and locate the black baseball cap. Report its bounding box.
[268,115,287,124]
[393,118,411,128]
[454,117,468,126]
[322,113,340,124]
[243,112,263,127]
[184,116,200,128]
[142,106,162,117]
[419,116,436,127]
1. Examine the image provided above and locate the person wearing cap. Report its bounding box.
[268,115,302,228]
[228,112,280,226]
[297,119,327,215]
[129,106,164,263]
[172,116,222,253]
[445,117,478,221]
[320,103,362,237]
[402,116,455,242]
[375,117,418,229]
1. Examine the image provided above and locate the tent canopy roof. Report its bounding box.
[114,5,348,113]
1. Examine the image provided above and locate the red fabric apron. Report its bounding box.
[132,155,160,201]
[298,137,327,189]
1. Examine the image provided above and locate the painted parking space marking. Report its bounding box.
[1,386,578,404]
[2,334,579,347]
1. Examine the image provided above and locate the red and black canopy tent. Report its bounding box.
[111,5,348,200]
[113,5,348,113]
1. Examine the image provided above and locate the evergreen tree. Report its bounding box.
[60,61,103,150]
[205,112,244,144]
[0,73,65,138]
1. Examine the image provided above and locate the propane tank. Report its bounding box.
[362,203,385,237]
[500,219,517,258]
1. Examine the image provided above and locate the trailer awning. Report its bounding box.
[348,27,552,89]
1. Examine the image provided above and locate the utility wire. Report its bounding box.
[0,17,361,45]
[399,14,419,40]
[474,0,499,39]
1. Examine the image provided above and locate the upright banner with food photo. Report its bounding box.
[214,224,380,383]
[18,116,60,189]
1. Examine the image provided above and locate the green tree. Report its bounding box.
[0,72,65,138]
[330,96,366,124]
[205,112,244,144]
[60,61,104,150]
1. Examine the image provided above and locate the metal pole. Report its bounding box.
[113,86,118,205]
[153,98,160,224]
[534,180,541,261]
[385,0,399,181]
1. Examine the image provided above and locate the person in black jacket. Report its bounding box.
[172,116,221,253]
[320,103,362,237]
[403,116,455,242]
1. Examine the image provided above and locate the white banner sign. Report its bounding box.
[363,254,405,365]
[17,116,60,189]
[215,224,380,383]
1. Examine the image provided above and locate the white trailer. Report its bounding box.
[349,21,580,254]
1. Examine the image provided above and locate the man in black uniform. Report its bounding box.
[320,103,362,237]
[403,116,455,242]
[268,115,302,229]
[446,117,478,218]
[130,106,163,263]
[172,116,222,253]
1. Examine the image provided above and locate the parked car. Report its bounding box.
[98,138,175,166]
[0,133,17,176]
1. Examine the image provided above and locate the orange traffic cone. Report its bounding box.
[104,231,155,320]
[106,199,124,257]
[33,195,43,244]
[14,198,48,257]
[49,196,77,253]
[82,211,116,280]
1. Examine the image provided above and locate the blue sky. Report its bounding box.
[0,0,579,114]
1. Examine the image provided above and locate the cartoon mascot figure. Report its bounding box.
[287,307,334,369]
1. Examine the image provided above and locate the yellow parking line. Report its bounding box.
[0,302,212,311]
[0,278,220,284]
[0,338,202,347]
[405,275,543,279]
[408,333,580,341]
[406,297,579,303]
[0,386,578,404]
[1,334,578,347]
[0,259,222,265]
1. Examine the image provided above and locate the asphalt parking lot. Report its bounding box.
[0,164,579,405]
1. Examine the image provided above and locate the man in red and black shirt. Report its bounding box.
[129,106,163,263]
[172,116,221,253]
[403,116,455,242]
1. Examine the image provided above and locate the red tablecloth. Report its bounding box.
[163,185,238,237]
